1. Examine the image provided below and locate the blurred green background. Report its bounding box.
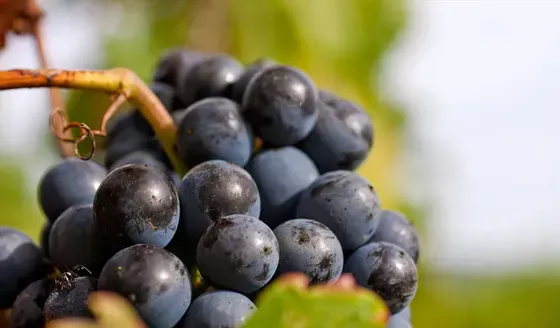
[1,0,559,327]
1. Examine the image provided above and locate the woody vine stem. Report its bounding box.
[0,69,188,177]
[0,0,189,174]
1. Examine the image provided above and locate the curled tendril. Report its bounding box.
[62,122,96,160]
[49,109,74,142]
[48,93,128,161]
[49,110,96,160]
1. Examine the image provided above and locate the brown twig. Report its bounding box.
[32,21,74,157]
[0,68,187,176]
[0,0,74,157]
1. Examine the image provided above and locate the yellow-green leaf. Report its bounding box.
[243,273,389,328]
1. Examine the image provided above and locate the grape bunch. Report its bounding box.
[0,48,420,328]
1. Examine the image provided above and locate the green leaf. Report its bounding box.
[243,273,389,328]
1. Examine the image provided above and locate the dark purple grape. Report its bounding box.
[246,146,319,228]
[153,48,205,88]
[0,228,49,309]
[108,149,169,173]
[38,158,107,223]
[368,210,420,263]
[120,83,175,138]
[344,242,417,314]
[197,215,279,294]
[98,244,191,328]
[177,55,244,106]
[43,276,96,321]
[104,107,175,171]
[298,90,374,173]
[150,81,175,113]
[106,112,147,141]
[104,126,153,169]
[231,58,276,105]
[125,82,175,135]
[179,290,256,328]
[243,65,319,146]
[129,110,157,137]
[10,279,52,328]
[105,136,171,173]
[177,160,260,253]
[176,98,252,168]
[296,170,381,251]
[93,164,180,253]
[273,219,343,284]
[49,204,101,274]
[39,222,52,259]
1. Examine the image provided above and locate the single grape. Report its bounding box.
[246,147,319,228]
[344,242,417,314]
[10,279,52,328]
[105,136,171,172]
[230,58,276,105]
[98,244,191,328]
[153,48,205,88]
[39,222,52,259]
[125,82,176,135]
[273,219,343,284]
[296,170,381,251]
[129,110,157,137]
[298,90,374,173]
[104,127,153,169]
[38,158,107,223]
[150,81,175,112]
[43,276,97,321]
[108,149,169,173]
[176,97,252,167]
[179,290,256,328]
[177,55,244,106]
[197,215,279,294]
[177,160,260,252]
[368,210,420,263]
[104,107,175,170]
[106,111,150,141]
[93,164,180,253]
[388,316,412,328]
[243,65,318,146]
[0,228,49,309]
[49,204,101,274]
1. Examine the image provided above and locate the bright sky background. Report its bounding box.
[385,0,560,272]
[2,0,560,273]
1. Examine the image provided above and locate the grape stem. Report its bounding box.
[0,68,188,176]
